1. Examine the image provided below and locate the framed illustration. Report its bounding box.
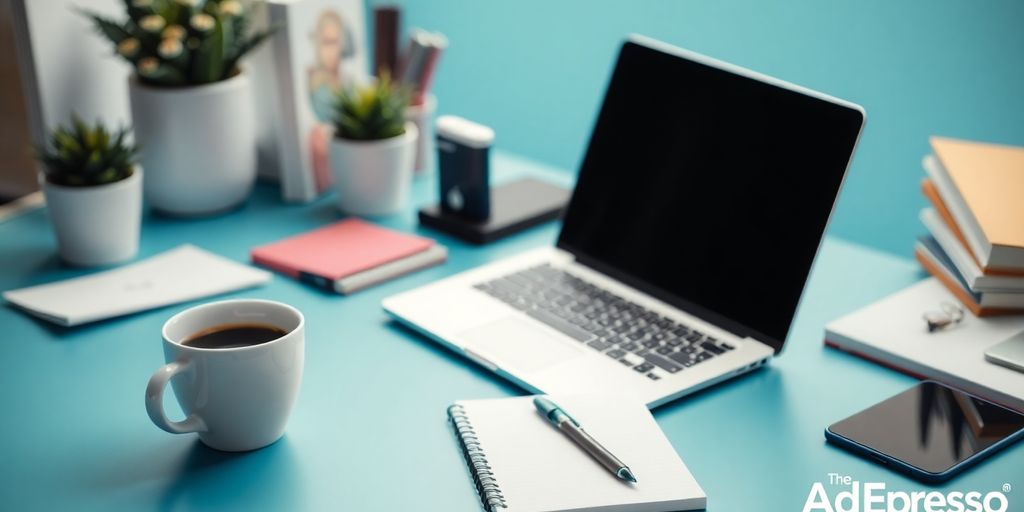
[265,0,368,202]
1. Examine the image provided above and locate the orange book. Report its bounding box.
[920,179,1024,277]
[930,137,1024,270]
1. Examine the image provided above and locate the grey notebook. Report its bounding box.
[447,395,706,512]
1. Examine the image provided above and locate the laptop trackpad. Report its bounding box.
[459,317,584,373]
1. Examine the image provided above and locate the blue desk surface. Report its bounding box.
[1,152,1020,511]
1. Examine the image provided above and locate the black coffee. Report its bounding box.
[182,323,287,349]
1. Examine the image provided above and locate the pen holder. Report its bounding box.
[405,94,437,177]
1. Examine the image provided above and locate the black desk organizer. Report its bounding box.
[419,178,570,244]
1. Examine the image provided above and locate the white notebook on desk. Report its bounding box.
[3,245,271,326]
[447,395,706,512]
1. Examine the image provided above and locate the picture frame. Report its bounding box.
[262,0,369,203]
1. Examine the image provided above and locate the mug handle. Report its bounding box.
[145,360,207,434]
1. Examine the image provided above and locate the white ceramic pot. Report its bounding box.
[40,168,142,267]
[329,122,418,216]
[129,72,256,216]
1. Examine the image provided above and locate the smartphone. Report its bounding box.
[825,381,1024,483]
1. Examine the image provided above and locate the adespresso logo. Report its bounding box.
[802,473,1011,512]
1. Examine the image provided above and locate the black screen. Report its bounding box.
[557,41,864,351]
[829,382,1024,474]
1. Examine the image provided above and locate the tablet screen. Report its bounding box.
[829,382,1024,474]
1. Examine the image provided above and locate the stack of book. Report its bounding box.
[915,136,1024,316]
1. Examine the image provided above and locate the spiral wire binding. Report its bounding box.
[448,404,508,510]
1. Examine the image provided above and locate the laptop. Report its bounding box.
[383,35,865,407]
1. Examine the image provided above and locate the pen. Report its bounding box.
[398,29,447,106]
[411,32,446,106]
[533,396,638,483]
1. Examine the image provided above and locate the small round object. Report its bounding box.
[447,186,465,211]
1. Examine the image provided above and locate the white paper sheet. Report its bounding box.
[3,245,272,326]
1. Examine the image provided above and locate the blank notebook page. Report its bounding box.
[453,395,706,512]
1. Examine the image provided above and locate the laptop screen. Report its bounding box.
[557,39,864,353]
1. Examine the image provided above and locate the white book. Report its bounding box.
[922,154,988,265]
[825,278,1024,412]
[248,1,283,184]
[915,236,1024,311]
[3,245,271,326]
[448,395,706,512]
[9,0,131,145]
[920,208,1024,292]
[265,0,369,203]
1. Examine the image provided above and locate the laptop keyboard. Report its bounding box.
[473,264,734,381]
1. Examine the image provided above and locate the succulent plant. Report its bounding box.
[83,0,275,87]
[34,115,139,187]
[333,74,412,141]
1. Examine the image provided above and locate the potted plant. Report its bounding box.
[83,0,274,216]
[33,116,142,267]
[330,75,418,216]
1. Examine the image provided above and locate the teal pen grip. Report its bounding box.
[533,396,579,426]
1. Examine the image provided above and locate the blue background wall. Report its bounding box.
[384,0,1024,257]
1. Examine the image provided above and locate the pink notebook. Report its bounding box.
[251,219,435,281]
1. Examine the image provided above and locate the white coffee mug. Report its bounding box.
[145,299,304,451]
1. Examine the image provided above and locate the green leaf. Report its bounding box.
[332,73,411,141]
[190,15,224,83]
[157,0,180,24]
[139,62,187,86]
[33,115,139,186]
[96,168,117,183]
[80,10,131,45]
[219,11,233,68]
[55,132,80,154]
[95,124,110,150]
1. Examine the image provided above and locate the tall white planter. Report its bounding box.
[40,168,142,267]
[329,122,418,216]
[129,72,256,216]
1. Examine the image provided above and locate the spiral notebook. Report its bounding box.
[447,395,706,512]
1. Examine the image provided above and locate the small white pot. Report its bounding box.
[129,72,256,216]
[40,168,142,267]
[329,122,418,216]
